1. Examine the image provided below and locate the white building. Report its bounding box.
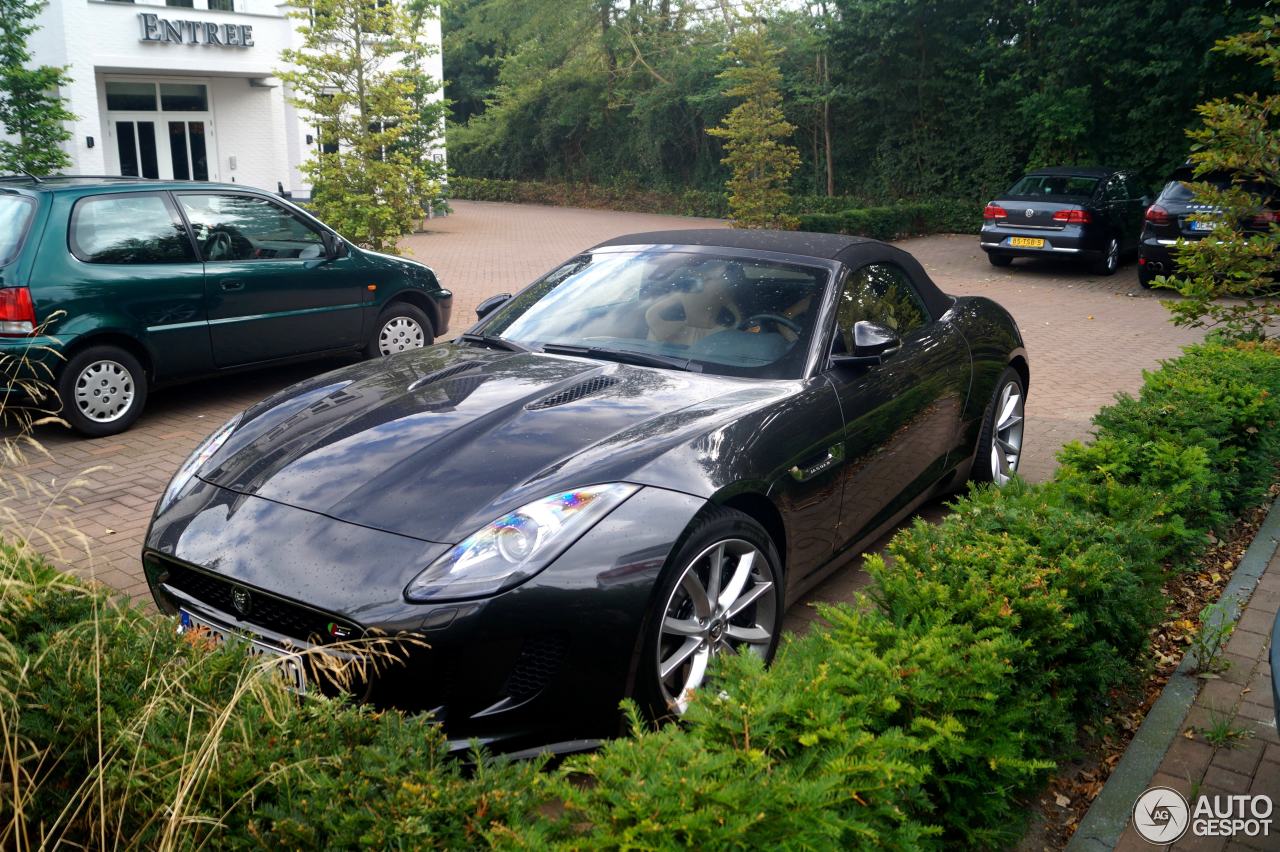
[27,0,444,197]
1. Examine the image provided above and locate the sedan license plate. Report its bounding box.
[178,609,307,692]
[1008,237,1045,248]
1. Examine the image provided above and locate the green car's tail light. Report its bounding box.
[0,287,36,336]
[404,483,639,603]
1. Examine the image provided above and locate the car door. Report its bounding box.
[64,191,210,380]
[176,191,365,368]
[1119,172,1148,250]
[824,262,969,559]
[1100,173,1132,248]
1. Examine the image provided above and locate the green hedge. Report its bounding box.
[447,176,980,236]
[4,342,1278,848]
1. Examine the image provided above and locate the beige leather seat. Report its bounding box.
[645,262,743,347]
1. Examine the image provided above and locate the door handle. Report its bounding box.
[790,444,845,482]
[219,279,245,292]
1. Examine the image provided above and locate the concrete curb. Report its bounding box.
[1067,494,1280,851]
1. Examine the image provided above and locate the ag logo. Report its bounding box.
[1133,786,1190,844]
[231,585,252,617]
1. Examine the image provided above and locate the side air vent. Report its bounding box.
[525,376,620,410]
[408,361,481,392]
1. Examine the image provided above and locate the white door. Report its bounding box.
[104,81,219,181]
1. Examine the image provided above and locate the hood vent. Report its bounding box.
[526,376,620,410]
[408,361,481,392]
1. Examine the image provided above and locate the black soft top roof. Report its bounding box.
[588,228,953,320]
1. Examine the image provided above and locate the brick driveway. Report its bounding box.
[5,200,1203,604]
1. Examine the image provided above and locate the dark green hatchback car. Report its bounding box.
[0,176,452,436]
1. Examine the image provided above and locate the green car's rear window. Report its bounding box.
[0,195,35,266]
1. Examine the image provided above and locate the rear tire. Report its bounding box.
[1138,264,1156,288]
[57,345,148,437]
[635,507,783,722]
[972,366,1025,486]
[1092,237,1120,276]
[365,301,434,358]
[987,252,1013,268]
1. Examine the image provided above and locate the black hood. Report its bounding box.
[199,343,786,543]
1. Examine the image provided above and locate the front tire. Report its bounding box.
[366,302,434,358]
[57,345,148,437]
[972,366,1025,486]
[636,507,783,720]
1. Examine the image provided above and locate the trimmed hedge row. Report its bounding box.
[446,175,980,237]
[4,342,1278,848]
[795,200,980,240]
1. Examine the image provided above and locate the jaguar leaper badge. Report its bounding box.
[231,586,252,617]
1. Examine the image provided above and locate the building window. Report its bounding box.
[208,0,234,10]
[105,81,157,111]
[166,0,194,7]
[160,83,208,112]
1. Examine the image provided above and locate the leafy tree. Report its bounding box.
[278,0,444,253]
[0,0,73,175]
[709,15,800,229]
[1156,16,1280,339]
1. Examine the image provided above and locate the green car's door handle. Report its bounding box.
[220,279,245,292]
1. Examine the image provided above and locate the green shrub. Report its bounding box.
[796,200,979,239]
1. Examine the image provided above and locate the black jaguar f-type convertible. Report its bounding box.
[144,229,1028,749]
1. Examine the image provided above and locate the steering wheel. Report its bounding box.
[205,230,234,261]
[738,313,802,334]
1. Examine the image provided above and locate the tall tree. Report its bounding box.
[278,0,443,253]
[709,14,800,229]
[0,0,73,175]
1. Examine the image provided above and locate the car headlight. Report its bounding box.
[157,413,242,513]
[404,483,639,603]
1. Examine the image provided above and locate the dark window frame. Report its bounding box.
[173,190,327,263]
[68,191,199,265]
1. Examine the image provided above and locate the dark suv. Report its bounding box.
[980,167,1149,275]
[0,177,452,436]
[1138,164,1279,287]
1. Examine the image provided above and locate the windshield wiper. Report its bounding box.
[459,332,529,353]
[539,343,699,372]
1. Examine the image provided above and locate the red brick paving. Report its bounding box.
[3,201,1204,608]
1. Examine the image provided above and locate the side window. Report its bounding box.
[178,193,326,261]
[1104,174,1127,203]
[834,263,930,350]
[70,194,195,264]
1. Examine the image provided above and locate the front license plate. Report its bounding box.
[178,608,307,692]
[1008,237,1045,248]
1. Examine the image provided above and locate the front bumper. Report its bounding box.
[144,476,705,745]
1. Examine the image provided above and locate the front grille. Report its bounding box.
[158,559,359,644]
[526,376,619,410]
[502,634,566,702]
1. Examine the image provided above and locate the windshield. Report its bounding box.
[0,195,34,266]
[480,250,831,379]
[1006,174,1100,199]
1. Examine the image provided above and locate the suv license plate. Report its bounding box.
[178,608,307,692]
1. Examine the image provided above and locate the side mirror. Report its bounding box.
[475,293,512,320]
[830,320,901,368]
[320,230,345,259]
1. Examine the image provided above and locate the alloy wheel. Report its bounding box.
[378,317,425,355]
[73,360,136,424]
[989,380,1025,485]
[656,538,778,714]
[1105,238,1119,272]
